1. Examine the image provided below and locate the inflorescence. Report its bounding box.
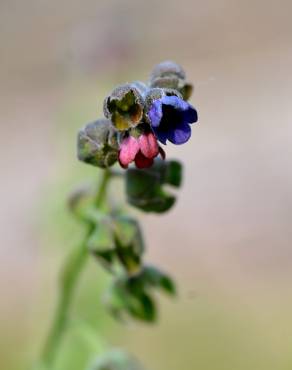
[78,61,198,171]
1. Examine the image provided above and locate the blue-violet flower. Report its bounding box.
[148,95,198,145]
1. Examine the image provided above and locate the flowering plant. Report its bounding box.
[37,61,198,370]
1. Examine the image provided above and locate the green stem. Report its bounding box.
[40,169,111,369]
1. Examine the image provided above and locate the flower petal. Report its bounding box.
[118,136,139,167]
[148,100,163,127]
[138,132,159,158]
[183,105,198,124]
[160,95,189,111]
[168,123,191,145]
[152,127,168,145]
[134,151,154,169]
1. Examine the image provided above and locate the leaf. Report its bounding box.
[105,275,157,323]
[87,220,115,269]
[127,292,156,322]
[140,265,176,295]
[88,223,114,252]
[113,216,144,273]
[125,159,183,213]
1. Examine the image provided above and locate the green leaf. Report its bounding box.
[105,275,157,323]
[125,159,183,213]
[140,265,176,295]
[113,216,141,246]
[88,223,114,251]
[113,216,144,273]
[163,160,183,187]
[104,265,175,323]
[87,220,115,269]
[127,292,156,322]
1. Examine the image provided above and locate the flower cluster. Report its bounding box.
[78,61,198,170]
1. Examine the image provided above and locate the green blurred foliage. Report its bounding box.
[30,85,121,370]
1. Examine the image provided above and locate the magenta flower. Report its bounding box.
[119,132,165,169]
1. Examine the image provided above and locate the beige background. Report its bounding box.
[1,1,292,369]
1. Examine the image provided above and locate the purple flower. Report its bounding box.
[148,95,198,145]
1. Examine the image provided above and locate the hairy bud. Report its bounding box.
[149,61,193,101]
[77,118,119,168]
[103,83,145,131]
[150,60,186,81]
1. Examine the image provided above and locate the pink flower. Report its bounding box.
[119,132,165,169]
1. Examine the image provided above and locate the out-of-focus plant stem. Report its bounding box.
[40,169,111,369]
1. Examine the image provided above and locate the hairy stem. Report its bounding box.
[40,169,111,369]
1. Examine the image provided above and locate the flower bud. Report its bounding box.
[118,131,164,169]
[77,118,119,168]
[150,60,186,81]
[151,77,193,101]
[103,83,144,131]
[149,61,193,100]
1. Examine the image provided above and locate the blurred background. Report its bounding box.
[1,0,292,369]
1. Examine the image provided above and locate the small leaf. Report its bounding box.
[113,216,144,273]
[141,265,176,295]
[113,216,143,248]
[125,159,183,213]
[105,275,157,323]
[87,220,115,269]
[127,292,156,322]
[87,222,114,252]
[163,160,183,187]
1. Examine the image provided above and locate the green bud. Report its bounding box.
[149,61,193,100]
[150,75,180,90]
[150,60,186,81]
[103,83,144,131]
[150,77,193,101]
[77,119,119,168]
